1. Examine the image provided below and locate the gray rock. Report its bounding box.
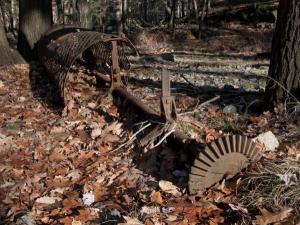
[254,131,279,152]
[16,214,35,225]
[223,105,237,114]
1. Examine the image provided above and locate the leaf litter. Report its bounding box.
[0,61,299,225]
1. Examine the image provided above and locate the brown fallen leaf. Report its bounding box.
[120,216,143,225]
[63,198,81,209]
[255,208,293,225]
[150,191,163,205]
[60,216,73,225]
[209,216,225,225]
[49,150,66,162]
[217,179,234,195]
[159,180,181,197]
[107,105,118,117]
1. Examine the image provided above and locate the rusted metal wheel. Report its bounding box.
[189,135,261,194]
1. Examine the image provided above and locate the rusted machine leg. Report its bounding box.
[93,71,161,121]
[161,69,177,121]
[109,41,123,92]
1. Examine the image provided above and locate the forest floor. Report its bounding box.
[0,22,300,225]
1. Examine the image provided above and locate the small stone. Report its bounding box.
[254,131,279,152]
[16,214,35,225]
[82,191,95,206]
[110,209,121,217]
[223,105,237,114]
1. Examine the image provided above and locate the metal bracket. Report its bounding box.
[161,69,177,121]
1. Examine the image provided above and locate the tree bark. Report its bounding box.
[164,0,172,25]
[265,0,300,109]
[143,0,148,22]
[172,0,176,37]
[181,0,185,17]
[56,0,64,24]
[115,0,123,34]
[76,0,91,28]
[121,0,127,31]
[9,0,17,31]
[0,1,8,31]
[0,19,24,66]
[18,0,53,61]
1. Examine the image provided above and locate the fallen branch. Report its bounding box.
[107,122,152,154]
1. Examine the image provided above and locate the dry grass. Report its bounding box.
[239,159,300,214]
[210,116,250,134]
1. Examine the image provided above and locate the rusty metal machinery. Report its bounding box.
[38,26,134,102]
[38,27,261,194]
[189,135,261,194]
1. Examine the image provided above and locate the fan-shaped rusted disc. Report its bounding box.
[189,135,261,194]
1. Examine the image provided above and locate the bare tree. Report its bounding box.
[76,0,91,28]
[115,0,122,34]
[171,0,176,36]
[265,0,300,109]
[56,0,64,24]
[143,0,148,22]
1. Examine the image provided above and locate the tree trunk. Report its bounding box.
[76,0,91,28]
[164,0,172,25]
[172,0,176,37]
[265,0,300,110]
[56,0,64,24]
[9,0,17,31]
[0,1,8,31]
[18,0,53,61]
[198,0,207,39]
[0,19,24,66]
[181,0,185,17]
[121,0,127,31]
[143,0,147,22]
[52,0,58,24]
[115,0,123,34]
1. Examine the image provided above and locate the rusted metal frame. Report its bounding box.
[110,40,123,91]
[102,36,139,57]
[161,69,177,121]
[93,71,161,121]
[93,71,198,153]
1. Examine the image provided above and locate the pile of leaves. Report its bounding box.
[0,63,299,225]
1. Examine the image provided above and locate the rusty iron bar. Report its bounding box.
[93,71,161,121]
[161,69,177,121]
[93,71,200,158]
